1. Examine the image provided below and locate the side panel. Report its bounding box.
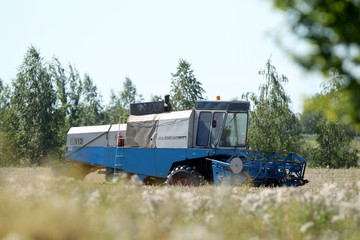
[123,148,156,176]
[154,149,188,178]
[156,118,189,148]
[104,147,117,167]
[66,146,106,166]
[66,124,126,148]
[153,148,231,178]
[65,146,239,178]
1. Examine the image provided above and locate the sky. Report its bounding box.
[0,0,324,113]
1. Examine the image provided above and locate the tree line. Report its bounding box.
[0,46,358,168]
[0,46,204,166]
[244,59,358,168]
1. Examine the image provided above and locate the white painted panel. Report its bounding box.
[128,113,160,122]
[159,110,192,120]
[156,118,189,148]
[68,125,111,134]
[66,124,126,148]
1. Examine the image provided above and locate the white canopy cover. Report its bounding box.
[126,110,194,149]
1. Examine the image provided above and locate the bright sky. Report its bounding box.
[0,0,323,113]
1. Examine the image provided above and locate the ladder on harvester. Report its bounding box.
[114,116,125,178]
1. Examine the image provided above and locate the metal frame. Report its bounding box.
[210,151,308,186]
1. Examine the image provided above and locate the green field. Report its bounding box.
[0,168,359,240]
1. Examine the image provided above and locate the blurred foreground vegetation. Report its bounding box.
[0,168,359,240]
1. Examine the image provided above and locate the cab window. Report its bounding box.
[210,112,225,147]
[196,112,212,146]
[220,112,247,147]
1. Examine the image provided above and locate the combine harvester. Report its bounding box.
[55,97,308,186]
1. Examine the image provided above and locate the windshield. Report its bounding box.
[219,112,248,147]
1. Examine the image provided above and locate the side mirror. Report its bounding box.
[212,120,217,128]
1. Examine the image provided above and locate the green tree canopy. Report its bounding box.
[105,89,127,124]
[0,78,16,167]
[309,118,357,168]
[170,59,205,110]
[0,78,7,122]
[271,0,360,126]
[49,58,69,148]
[150,94,163,102]
[0,46,109,165]
[9,46,59,164]
[243,58,302,152]
[105,77,143,123]
[67,64,83,127]
[120,77,143,110]
[79,74,105,126]
[303,73,358,168]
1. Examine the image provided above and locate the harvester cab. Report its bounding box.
[60,97,308,186]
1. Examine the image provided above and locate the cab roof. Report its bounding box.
[195,100,250,112]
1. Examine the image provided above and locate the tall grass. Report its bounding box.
[0,168,359,240]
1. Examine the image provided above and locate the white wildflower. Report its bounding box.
[300,221,314,233]
[36,174,51,182]
[262,213,271,224]
[129,174,143,187]
[331,213,345,223]
[170,224,208,240]
[319,183,338,206]
[158,216,172,229]
[259,188,273,200]
[205,213,215,223]
[276,188,288,204]
[87,190,101,207]
[175,191,202,214]
[241,192,259,212]
[2,232,26,240]
[303,191,313,201]
[142,187,173,214]
[320,183,337,198]
[336,190,346,202]
[6,177,15,183]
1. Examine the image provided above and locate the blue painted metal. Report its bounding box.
[66,145,307,186]
[211,151,308,186]
[66,146,235,178]
[154,149,187,178]
[211,160,248,185]
[66,146,110,166]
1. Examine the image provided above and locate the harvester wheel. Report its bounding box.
[166,166,204,186]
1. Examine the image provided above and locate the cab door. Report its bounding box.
[195,111,226,148]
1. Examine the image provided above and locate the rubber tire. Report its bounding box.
[166,166,204,186]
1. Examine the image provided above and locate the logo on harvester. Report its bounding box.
[158,136,187,141]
